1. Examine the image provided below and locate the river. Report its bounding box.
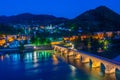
[0,50,119,80]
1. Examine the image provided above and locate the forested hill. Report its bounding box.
[65,6,120,32]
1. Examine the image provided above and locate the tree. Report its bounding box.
[19,42,25,51]
[73,36,82,49]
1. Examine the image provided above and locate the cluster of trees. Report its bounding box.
[72,36,101,51]
[72,35,120,59]
[31,36,51,46]
[0,24,24,34]
[30,32,51,46]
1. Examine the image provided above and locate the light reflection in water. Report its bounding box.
[58,53,119,80]
[1,55,4,61]
[10,54,20,62]
[33,51,37,63]
[69,65,76,77]
[5,54,10,58]
[0,53,21,63]
[52,54,58,65]
[0,51,119,80]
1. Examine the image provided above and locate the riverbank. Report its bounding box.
[0,45,53,53]
[24,45,53,50]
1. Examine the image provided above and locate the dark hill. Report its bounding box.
[65,6,120,32]
[0,13,68,25]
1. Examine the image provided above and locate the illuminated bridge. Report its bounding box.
[53,45,120,74]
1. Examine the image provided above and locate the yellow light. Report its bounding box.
[51,41,62,45]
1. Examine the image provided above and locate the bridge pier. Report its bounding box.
[74,54,81,60]
[62,49,68,57]
[91,60,101,68]
[69,51,74,56]
[81,57,90,63]
[64,49,68,54]
[60,49,65,55]
[104,65,116,74]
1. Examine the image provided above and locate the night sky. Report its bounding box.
[0,0,120,19]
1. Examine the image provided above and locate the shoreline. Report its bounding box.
[0,45,53,53]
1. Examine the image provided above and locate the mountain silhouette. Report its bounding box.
[0,6,120,32]
[65,6,120,32]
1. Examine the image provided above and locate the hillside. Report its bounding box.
[65,6,120,32]
[0,24,23,34]
[0,13,68,25]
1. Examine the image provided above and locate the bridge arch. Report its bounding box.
[90,59,101,68]
[116,68,120,73]
[116,68,120,80]
[81,56,90,63]
[68,50,74,57]
[100,63,106,73]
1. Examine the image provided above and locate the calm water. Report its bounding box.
[0,51,119,80]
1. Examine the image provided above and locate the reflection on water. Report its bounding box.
[52,54,59,65]
[0,51,119,80]
[56,52,120,80]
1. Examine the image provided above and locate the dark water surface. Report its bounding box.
[0,51,119,80]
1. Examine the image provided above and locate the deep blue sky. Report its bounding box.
[0,0,120,19]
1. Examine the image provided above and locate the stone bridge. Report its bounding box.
[53,45,120,74]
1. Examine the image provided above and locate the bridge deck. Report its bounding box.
[77,50,120,66]
[55,45,120,66]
